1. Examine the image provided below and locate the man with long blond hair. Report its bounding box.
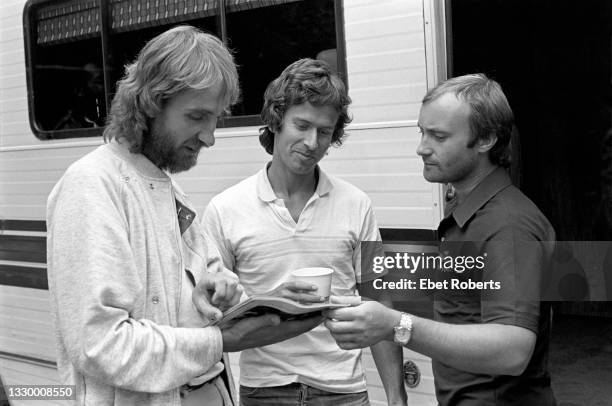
[47,26,320,406]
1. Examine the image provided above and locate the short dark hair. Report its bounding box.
[422,73,514,167]
[259,58,351,155]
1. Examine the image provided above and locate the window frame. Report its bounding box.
[23,0,347,140]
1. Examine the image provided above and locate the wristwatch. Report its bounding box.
[393,312,413,346]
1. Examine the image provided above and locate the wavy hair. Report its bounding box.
[259,58,351,155]
[422,73,515,167]
[104,25,239,152]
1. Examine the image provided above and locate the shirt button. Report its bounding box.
[152,296,159,304]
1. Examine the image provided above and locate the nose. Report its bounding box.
[416,136,431,157]
[198,125,216,148]
[303,128,318,150]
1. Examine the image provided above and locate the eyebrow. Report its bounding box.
[187,108,223,118]
[418,124,451,135]
[293,117,334,129]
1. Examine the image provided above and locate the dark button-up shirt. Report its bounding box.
[433,167,557,406]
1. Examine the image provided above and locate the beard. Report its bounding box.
[142,122,202,174]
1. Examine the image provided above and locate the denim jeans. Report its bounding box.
[239,383,370,406]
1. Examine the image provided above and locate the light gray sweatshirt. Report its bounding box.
[47,141,233,405]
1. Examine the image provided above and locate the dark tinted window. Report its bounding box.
[226,0,338,118]
[33,38,105,132]
[24,0,343,139]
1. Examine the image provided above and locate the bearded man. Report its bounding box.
[47,26,320,406]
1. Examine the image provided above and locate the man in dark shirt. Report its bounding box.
[324,74,557,405]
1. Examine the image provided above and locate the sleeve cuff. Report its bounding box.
[184,325,224,375]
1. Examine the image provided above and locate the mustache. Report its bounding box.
[186,139,207,150]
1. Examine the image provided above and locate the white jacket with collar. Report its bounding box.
[47,141,235,405]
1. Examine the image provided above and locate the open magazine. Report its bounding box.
[215,295,359,328]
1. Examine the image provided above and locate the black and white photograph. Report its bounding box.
[0,1,611,405]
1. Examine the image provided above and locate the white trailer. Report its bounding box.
[0,0,447,404]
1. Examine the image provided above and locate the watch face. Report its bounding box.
[395,327,410,342]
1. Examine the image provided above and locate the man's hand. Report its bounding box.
[267,281,325,303]
[221,314,324,352]
[193,271,243,322]
[323,301,401,350]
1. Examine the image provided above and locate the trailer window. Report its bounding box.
[23,0,344,140]
[224,0,339,121]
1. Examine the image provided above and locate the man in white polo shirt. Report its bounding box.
[202,59,406,406]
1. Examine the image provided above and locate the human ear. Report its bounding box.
[477,132,498,153]
[272,119,284,134]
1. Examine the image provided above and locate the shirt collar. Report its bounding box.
[107,139,169,180]
[447,167,512,228]
[315,166,333,197]
[256,163,334,202]
[257,163,277,202]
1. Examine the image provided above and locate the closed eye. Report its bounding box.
[419,127,446,141]
[188,113,206,121]
[432,133,446,140]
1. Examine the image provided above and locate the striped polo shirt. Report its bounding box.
[202,164,381,393]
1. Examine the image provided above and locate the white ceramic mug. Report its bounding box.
[291,267,334,299]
